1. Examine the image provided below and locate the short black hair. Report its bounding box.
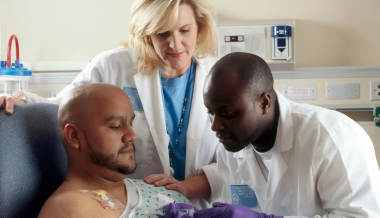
[211,52,274,98]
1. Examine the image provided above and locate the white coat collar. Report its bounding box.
[232,90,294,158]
[235,90,293,210]
[275,90,294,152]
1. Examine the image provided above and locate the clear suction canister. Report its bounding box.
[0,35,32,94]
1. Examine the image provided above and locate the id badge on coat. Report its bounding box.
[123,87,144,111]
[230,184,258,208]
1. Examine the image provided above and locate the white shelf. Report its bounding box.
[218,19,295,27]
[273,66,380,79]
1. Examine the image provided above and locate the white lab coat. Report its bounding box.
[25,47,223,208]
[218,90,380,218]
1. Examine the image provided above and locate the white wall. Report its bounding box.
[1,0,380,68]
[1,0,133,62]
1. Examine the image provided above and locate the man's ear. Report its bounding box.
[64,123,81,150]
[259,92,272,114]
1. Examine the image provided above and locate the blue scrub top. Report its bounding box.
[160,60,196,181]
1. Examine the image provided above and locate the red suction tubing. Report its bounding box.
[6,35,19,67]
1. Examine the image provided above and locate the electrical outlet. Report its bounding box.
[370,81,380,100]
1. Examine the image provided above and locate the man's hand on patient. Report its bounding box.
[194,202,283,218]
[161,202,283,218]
[144,174,187,197]
[161,203,198,218]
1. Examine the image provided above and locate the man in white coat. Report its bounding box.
[196,52,380,218]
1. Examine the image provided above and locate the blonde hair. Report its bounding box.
[127,0,218,76]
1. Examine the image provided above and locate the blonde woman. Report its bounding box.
[0,0,222,208]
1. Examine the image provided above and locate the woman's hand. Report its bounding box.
[145,173,211,200]
[0,91,27,114]
[144,174,187,197]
